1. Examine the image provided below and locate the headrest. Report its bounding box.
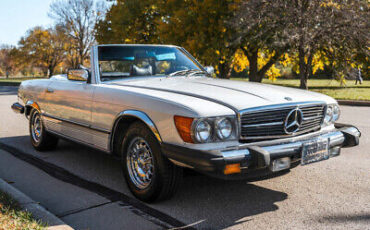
[131,65,153,76]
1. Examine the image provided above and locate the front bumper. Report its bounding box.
[161,124,361,180]
[11,102,24,114]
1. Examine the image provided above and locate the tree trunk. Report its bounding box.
[299,47,308,89]
[218,62,231,79]
[5,71,9,79]
[42,69,48,78]
[243,47,283,83]
[48,66,54,78]
[248,50,259,82]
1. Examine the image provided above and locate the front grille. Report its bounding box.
[240,103,325,140]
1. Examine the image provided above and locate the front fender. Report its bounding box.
[110,110,162,152]
[25,100,41,116]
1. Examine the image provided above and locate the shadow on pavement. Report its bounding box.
[0,135,288,229]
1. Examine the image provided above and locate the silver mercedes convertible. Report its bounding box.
[11,44,361,202]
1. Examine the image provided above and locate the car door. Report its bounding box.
[42,79,95,144]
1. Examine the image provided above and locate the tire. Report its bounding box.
[29,109,59,151]
[121,121,183,202]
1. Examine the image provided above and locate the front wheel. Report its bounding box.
[29,109,59,151]
[121,122,183,202]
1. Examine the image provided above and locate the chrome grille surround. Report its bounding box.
[239,101,326,140]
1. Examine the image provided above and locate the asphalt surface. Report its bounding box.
[0,86,369,229]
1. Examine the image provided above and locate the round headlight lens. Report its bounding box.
[332,104,340,122]
[194,120,211,142]
[324,106,333,124]
[215,118,233,140]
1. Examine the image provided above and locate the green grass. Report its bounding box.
[233,78,370,101]
[0,190,46,230]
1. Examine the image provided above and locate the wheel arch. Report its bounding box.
[25,100,41,117]
[110,110,162,156]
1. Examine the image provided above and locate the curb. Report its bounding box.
[0,178,73,230]
[0,82,20,86]
[337,100,370,107]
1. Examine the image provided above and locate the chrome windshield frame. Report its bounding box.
[92,44,206,84]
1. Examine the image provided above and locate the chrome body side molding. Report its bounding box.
[109,110,163,152]
[42,113,111,134]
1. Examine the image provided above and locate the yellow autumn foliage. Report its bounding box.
[232,48,281,80]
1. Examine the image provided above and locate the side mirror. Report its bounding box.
[204,66,215,75]
[67,69,89,81]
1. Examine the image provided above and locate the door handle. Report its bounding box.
[45,88,54,93]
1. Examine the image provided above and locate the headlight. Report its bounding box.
[332,104,340,122]
[324,106,333,124]
[324,104,340,125]
[174,115,237,143]
[194,120,212,142]
[215,118,233,140]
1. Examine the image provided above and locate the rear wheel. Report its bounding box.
[29,109,59,151]
[121,121,183,202]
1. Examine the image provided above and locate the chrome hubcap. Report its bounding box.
[126,137,154,189]
[31,112,42,142]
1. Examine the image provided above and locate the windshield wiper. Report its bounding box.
[187,70,208,77]
[168,69,208,77]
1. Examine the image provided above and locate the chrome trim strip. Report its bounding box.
[42,113,111,134]
[91,45,100,84]
[97,44,181,48]
[109,110,162,152]
[240,101,326,114]
[47,129,110,153]
[303,115,322,121]
[242,121,283,128]
[239,126,321,140]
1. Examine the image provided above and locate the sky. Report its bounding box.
[0,0,54,46]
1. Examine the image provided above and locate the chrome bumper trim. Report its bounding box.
[221,126,360,165]
[11,102,24,114]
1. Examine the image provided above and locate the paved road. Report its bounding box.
[0,86,369,229]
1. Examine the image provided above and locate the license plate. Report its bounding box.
[301,138,329,165]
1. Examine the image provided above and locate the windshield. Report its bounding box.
[98,45,203,81]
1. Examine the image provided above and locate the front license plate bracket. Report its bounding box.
[301,138,329,165]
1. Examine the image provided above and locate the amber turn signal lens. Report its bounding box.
[174,115,194,143]
[224,163,241,175]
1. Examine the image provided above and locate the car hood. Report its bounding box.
[109,76,336,111]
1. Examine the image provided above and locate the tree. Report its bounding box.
[230,0,290,82]
[95,0,161,44]
[49,0,105,68]
[231,0,368,87]
[96,0,239,78]
[282,0,369,89]
[0,45,17,78]
[157,0,239,78]
[19,26,67,78]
